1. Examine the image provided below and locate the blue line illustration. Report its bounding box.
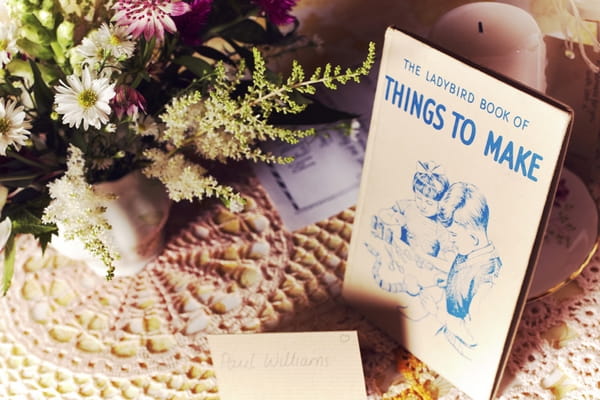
[365,161,502,359]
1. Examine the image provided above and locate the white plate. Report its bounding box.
[528,168,599,300]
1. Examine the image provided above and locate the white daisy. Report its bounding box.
[136,114,160,138]
[0,98,32,155]
[54,67,116,130]
[77,35,107,68]
[97,23,136,59]
[0,22,19,67]
[77,23,136,67]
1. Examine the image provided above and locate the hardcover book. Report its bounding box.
[343,27,573,400]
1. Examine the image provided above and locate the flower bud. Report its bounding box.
[34,9,54,29]
[56,20,74,49]
[40,0,54,10]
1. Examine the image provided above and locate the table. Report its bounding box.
[1,168,599,399]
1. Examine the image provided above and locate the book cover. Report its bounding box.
[343,27,573,400]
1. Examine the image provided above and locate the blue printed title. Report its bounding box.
[384,58,543,182]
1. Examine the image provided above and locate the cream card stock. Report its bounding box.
[208,331,367,400]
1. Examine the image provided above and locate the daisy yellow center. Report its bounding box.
[0,40,7,52]
[0,117,10,134]
[109,35,122,46]
[78,89,98,108]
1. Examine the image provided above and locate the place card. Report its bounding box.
[208,331,367,400]
[343,27,572,400]
[253,125,366,231]
[253,71,378,231]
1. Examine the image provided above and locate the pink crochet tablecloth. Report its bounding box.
[0,168,599,399]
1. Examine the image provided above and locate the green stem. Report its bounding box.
[0,174,40,183]
[6,151,51,171]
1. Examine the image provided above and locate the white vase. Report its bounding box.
[50,171,171,277]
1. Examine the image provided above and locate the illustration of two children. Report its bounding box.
[369,161,502,358]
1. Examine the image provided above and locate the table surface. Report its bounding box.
[1,167,599,400]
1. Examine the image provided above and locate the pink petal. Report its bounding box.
[170,1,192,16]
[161,15,177,34]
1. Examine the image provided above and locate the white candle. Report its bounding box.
[428,2,546,92]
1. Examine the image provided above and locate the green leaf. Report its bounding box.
[29,60,55,115]
[11,208,57,236]
[221,19,268,44]
[2,234,16,296]
[2,189,57,249]
[16,38,54,60]
[6,59,34,82]
[196,46,235,65]
[7,206,57,253]
[21,14,52,44]
[173,56,213,78]
[56,20,75,49]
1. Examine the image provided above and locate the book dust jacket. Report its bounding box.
[343,27,572,400]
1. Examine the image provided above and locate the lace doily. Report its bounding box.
[1,172,599,399]
[0,176,400,399]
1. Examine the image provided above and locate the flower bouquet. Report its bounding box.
[0,0,375,291]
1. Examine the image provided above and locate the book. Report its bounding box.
[343,27,573,400]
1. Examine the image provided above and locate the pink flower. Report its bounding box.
[111,86,147,119]
[113,0,192,41]
[173,0,213,46]
[254,0,297,25]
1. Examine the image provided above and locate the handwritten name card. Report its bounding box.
[208,331,367,400]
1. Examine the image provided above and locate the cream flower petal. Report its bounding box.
[0,98,32,155]
[0,218,11,252]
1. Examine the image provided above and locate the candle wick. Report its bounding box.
[478,21,484,33]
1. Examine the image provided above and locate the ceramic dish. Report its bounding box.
[528,168,599,300]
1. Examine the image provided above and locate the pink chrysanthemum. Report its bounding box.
[173,0,213,46]
[111,86,147,119]
[113,0,192,41]
[254,0,297,25]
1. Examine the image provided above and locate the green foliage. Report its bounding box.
[0,0,377,291]
[2,189,58,250]
[160,42,376,166]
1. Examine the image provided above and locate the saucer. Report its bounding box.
[528,168,599,301]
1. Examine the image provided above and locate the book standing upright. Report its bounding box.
[344,27,573,400]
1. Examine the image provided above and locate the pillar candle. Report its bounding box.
[428,2,546,92]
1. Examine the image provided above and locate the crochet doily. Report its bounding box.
[1,173,599,399]
[0,176,403,399]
